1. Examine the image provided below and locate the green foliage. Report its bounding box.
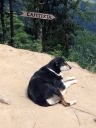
[13,16,43,52]
[1,14,33,49]
[31,39,42,52]
[48,43,63,56]
[68,30,96,72]
[14,31,33,49]
[0,22,2,41]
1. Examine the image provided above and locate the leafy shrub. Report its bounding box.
[68,30,96,72]
[31,40,42,52]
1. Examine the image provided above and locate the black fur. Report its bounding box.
[27,57,69,107]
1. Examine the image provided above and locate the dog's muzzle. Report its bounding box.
[60,64,72,71]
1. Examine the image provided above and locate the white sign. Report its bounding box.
[20,11,55,20]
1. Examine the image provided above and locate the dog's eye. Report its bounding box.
[64,62,68,65]
[55,62,58,66]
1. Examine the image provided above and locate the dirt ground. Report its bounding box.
[0,44,96,128]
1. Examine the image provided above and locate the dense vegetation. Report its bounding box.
[0,0,96,72]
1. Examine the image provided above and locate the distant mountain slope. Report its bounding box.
[75,1,96,32]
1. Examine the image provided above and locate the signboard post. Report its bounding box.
[20,11,55,20]
[20,11,55,48]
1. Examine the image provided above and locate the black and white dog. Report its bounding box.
[27,57,77,107]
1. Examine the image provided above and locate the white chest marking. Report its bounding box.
[47,68,61,77]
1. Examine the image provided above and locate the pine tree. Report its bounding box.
[0,0,6,43]
[9,0,14,46]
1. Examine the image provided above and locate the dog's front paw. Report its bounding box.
[69,77,76,80]
[69,100,77,106]
[72,79,78,84]
[64,77,77,82]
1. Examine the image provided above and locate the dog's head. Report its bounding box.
[47,57,72,74]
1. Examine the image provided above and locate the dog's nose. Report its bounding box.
[69,66,72,69]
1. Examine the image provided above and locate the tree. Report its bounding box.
[0,0,6,43]
[36,0,94,56]
[9,0,14,46]
[35,0,81,55]
[9,0,95,58]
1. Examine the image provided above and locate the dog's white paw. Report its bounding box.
[64,77,77,82]
[68,77,76,80]
[72,79,78,84]
[69,100,77,106]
